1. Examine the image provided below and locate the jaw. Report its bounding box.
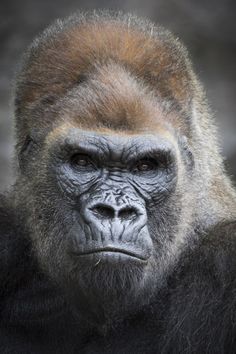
[29,214,166,326]
[65,226,154,308]
[63,254,157,327]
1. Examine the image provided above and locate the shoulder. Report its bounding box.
[0,195,31,293]
[193,221,236,279]
[175,221,236,287]
[202,221,236,251]
[159,223,236,352]
[167,221,236,323]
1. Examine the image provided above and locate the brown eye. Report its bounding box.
[133,159,158,173]
[70,154,93,168]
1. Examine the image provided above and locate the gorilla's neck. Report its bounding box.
[67,289,154,334]
[62,268,160,331]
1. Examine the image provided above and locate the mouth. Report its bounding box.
[72,246,149,262]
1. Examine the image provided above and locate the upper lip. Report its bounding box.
[72,246,149,261]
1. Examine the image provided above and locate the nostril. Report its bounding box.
[118,207,138,221]
[90,204,115,220]
[89,204,140,222]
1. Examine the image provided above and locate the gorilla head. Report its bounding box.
[13,12,235,323]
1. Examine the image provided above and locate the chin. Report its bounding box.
[64,254,156,320]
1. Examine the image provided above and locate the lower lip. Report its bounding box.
[73,251,148,264]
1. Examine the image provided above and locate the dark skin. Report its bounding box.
[28,129,179,324]
[55,130,176,259]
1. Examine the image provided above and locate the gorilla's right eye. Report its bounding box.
[70,154,95,169]
[132,158,159,174]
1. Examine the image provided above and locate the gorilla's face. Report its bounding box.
[25,128,183,317]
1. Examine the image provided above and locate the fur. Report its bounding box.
[0,11,236,353]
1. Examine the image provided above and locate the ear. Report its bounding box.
[179,135,195,171]
[18,135,35,171]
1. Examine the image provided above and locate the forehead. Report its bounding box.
[44,69,186,139]
[47,126,175,152]
[53,65,177,133]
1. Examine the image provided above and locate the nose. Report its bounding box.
[89,203,140,222]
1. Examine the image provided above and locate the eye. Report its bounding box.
[70,154,94,168]
[133,158,158,173]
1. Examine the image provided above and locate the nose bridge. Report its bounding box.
[103,187,131,208]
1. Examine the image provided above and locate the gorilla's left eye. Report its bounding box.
[133,159,158,173]
[70,154,94,168]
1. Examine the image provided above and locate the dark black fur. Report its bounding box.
[1,195,236,353]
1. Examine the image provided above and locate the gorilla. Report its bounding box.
[0,11,236,354]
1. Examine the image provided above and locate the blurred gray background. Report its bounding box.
[0,0,236,192]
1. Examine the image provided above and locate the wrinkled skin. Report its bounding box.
[25,130,182,322]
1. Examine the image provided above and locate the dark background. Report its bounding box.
[0,0,236,191]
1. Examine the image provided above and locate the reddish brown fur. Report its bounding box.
[53,63,181,133]
[19,22,192,108]
[15,14,194,147]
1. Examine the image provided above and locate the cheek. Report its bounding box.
[146,193,183,248]
[130,170,178,203]
[32,207,76,275]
